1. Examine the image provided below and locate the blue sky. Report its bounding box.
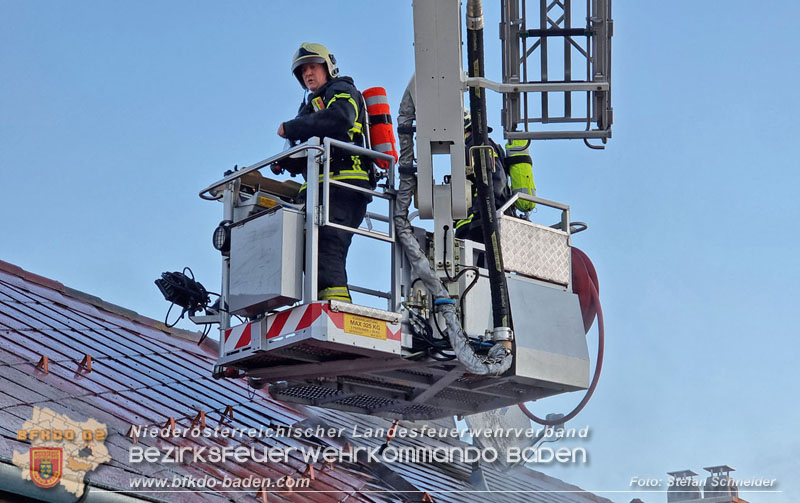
[2,1,798,501]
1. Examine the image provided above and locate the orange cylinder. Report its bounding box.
[363,87,398,170]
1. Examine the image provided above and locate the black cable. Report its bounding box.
[197,324,212,345]
[406,309,426,339]
[432,309,446,338]
[467,5,512,331]
[408,309,449,351]
[427,348,457,361]
[408,310,435,342]
[431,309,444,336]
[459,269,480,326]
[441,225,454,282]
[419,324,449,349]
[164,302,185,328]
[439,221,482,324]
[449,266,479,283]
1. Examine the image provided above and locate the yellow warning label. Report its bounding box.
[343,314,386,340]
[258,196,276,208]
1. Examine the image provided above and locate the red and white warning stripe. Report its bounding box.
[224,302,402,354]
[224,304,323,354]
[266,303,323,340]
[223,322,253,353]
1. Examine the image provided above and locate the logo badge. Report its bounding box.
[30,447,62,488]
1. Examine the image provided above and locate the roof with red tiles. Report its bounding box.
[0,260,612,503]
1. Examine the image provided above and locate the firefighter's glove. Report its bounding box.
[505,139,537,212]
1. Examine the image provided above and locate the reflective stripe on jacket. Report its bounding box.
[282,76,370,188]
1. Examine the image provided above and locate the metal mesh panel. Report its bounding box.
[488,381,530,393]
[343,376,416,394]
[394,368,435,378]
[275,384,342,401]
[391,403,446,418]
[434,388,480,404]
[499,216,570,285]
[334,394,398,410]
[239,353,296,369]
[278,343,349,358]
[488,380,557,398]
[456,376,481,383]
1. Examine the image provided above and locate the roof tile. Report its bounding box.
[0,261,611,503]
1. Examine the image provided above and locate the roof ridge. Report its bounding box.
[0,260,65,292]
[0,259,215,350]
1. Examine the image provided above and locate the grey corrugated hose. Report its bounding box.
[397,74,416,171]
[394,173,512,375]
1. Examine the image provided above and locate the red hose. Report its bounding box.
[519,248,604,426]
[572,247,599,332]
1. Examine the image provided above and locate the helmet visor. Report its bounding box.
[292,55,326,74]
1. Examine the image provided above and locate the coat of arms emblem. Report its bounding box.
[30,447,62,488]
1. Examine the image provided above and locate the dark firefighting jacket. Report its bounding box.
[281,76,371,188]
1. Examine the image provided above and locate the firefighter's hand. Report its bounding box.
[277,123,286,138]
[270,163,283,175]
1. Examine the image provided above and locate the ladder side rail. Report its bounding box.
[465,78,608,93]
[501,0,523,132]
[522,0,530,135]
[304,138,322,304]
[319,137,398,308]
[591,0,613,131]
[497,193,570,226]
[539,0,549,123]
[564,0,572,118]
[507,130,608,139]
[218,181,235,359]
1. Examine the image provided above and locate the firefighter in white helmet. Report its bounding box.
[455,110,537,241]
[396,75,536,243]
[275,43,371,303]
